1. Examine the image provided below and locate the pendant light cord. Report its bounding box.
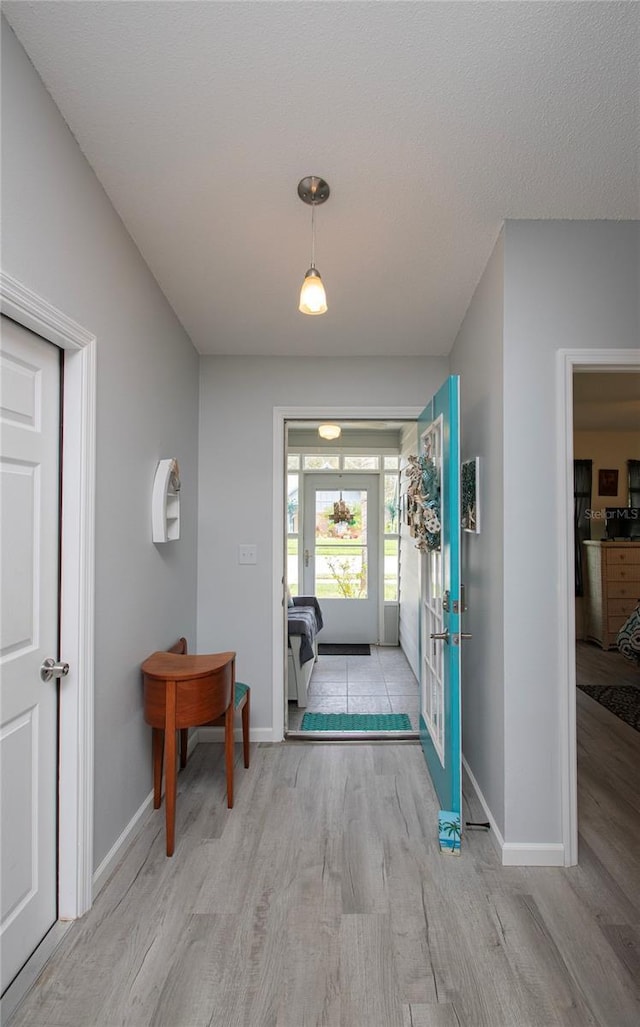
[311,202,316,269]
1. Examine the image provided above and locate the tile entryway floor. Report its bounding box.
[287,644,420,733]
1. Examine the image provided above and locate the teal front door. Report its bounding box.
[417,376,463,854]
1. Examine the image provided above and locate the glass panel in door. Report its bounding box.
[303,474,379,643]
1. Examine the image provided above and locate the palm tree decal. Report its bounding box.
[439,813,461,854]
[441,820,461,841]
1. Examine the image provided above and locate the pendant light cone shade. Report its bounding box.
[297,176,330,316]
[299,266,328,315]
[318,423,341,440]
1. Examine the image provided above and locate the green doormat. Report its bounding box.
[301,712,412,731]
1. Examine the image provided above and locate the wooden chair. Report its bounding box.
[168,637,251,772]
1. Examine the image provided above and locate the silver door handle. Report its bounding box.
[429,631,473,647]
[304,548,311,567]
[40,658,70,683]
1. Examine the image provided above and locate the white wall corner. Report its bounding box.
[464,756,566,866]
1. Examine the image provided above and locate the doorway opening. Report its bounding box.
[273,409,423,741]
[557,348,640,867]
[570,365,640,874]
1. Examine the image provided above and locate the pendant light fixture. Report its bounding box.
[297,176,330,315]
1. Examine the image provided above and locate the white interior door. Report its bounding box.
[1,316,60,993]
[302,473,379,643]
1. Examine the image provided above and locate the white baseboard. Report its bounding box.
[501,843,565,867]
[462,755,505,861]
[92,730,201,897]
[92,790,155,898]
[462,756,565,867]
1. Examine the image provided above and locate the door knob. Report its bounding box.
[40,658,70,683]
[430,630,449,642]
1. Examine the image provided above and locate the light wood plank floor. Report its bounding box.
[8,708,640,1026]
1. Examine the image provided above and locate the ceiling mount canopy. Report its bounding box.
[318,423,341,441]
[298,176,330,316]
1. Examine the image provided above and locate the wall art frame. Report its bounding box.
[461,457,480,534]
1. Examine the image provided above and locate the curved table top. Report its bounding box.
[141,651,235,681]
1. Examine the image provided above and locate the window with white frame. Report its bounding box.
[286,450,400,602]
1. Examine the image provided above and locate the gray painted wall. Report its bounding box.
[449,230,506,836]
[197,356,448,731]
[502,219,639,844]
[450,221,639,849]
[1,23,200,868]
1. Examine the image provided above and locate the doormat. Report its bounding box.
[578,684,640,732]
[301,712,412,731]
[318,644,371,656]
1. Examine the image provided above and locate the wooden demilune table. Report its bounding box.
[141,650,236,856]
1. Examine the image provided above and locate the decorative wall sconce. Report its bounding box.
[298,176,330,315]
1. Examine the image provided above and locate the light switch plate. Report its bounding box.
[238,544,257,565]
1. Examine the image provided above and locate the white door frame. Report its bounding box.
[556,347,640,866]
[272,405,422,740]
[1,272,96,918]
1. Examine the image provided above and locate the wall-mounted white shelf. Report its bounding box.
[152,458,181,543]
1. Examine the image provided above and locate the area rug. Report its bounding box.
[301,712,412,731]
[318,643,371,656]
[577,684,640,732]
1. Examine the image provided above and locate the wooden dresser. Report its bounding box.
[582,541,640,649]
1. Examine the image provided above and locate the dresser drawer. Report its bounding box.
[608,582,640,600]
[606,565,640,583]
[608,597,638,617]
[605,546,640,567]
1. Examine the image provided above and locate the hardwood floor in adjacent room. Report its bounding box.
[8,701,640,1026]
[576,638,640,689]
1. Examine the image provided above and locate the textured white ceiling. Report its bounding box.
[4,1,639,356]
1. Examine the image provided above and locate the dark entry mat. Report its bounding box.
[577,684,640,732]
[318,644,371,656]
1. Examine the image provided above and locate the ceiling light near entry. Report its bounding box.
[298,176,329,315]
[318,423,341,441]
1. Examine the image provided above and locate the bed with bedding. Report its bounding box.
[288,596,323,707]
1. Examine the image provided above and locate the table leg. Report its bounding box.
[242,693,250,769]
[152,728,164,809]
[225,702,234,808]
[164,680,177,856]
